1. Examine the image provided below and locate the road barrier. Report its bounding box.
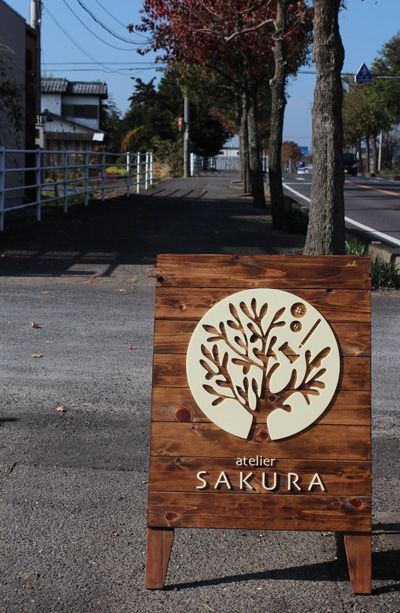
[0,148,154,231]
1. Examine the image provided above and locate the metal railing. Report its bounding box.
[0,148,154,231]
[190,152,269,175]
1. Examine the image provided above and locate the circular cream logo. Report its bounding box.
[186,289,340,441]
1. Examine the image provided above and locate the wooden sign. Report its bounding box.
[146,255,371,593]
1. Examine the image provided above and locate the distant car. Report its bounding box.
[343,153,358,177]
[296,160,310,174]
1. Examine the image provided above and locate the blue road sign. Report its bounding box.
[355,63,372,84]
[300,146,309,156]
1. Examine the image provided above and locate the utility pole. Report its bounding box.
[30,0,42,123]
[183,95,190,178]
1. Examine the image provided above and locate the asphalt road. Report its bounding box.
[283,174,400,248]
[0,175,399,612]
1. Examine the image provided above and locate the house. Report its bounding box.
[38,78,108,154]
[0,0,37,149]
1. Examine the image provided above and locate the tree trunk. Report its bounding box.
[268,0,287,228]
[371,134,378,175]
[357,138,363,174]
[240,93,250,194]
[365,135,371,175]
[304,0,345,255]
[247,88,266,208]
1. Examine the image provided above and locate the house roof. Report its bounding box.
[43,112,104,134]
[41,78,108,98]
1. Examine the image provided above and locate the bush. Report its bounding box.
[345,240,400,288]
[371,258,400,289]
[345,240,368,256]
[150,136,183,177]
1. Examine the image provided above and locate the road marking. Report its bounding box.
[283,182,400,248]
[356,184,399,197]
[283,184,312,202]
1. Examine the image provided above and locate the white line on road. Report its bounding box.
[283,184,311,202]
[283,182,400,248]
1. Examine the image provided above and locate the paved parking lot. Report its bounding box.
[0,176,399,612]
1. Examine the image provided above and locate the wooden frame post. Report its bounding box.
[145,528,174,589]
[344,533,372,594]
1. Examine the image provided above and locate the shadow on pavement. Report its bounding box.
[0,176,304,277]
[166,548,400,591]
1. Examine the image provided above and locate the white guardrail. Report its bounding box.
[0,148,154,231]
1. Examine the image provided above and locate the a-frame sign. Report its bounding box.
[145,255,372,594]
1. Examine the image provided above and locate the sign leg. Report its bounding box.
[145,527,174,589]
[343,533,372,594]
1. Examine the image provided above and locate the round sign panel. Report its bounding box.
[186,289,341,441]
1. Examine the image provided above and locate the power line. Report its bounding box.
[75,0,147,45]
[94,0,147,39]
[43,61,162,66]
[43,67,161,73]
[44,5,115,73]
[61,0,134,52]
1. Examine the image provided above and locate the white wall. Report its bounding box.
[41,93,62,115]
[62,94,100,130]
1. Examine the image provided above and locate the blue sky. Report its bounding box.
[7,0,400,149]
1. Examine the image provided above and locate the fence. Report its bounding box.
[190,153,268,174]
[0,148,154,231]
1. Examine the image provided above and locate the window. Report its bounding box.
[62,104,99,120]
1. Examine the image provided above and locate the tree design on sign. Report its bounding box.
[186,289,341,441]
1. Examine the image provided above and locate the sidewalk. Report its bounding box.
[0,174,399,612]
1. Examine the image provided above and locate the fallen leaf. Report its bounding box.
[31,353,44,359]
[83,276,97,285]
[55,405,66,414]
[31,321,41,329]
[128,344,136,351]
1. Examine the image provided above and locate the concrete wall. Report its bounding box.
[0,0,26,148]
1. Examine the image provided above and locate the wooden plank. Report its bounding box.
[155,288,371,322]
[154,321,371,357]
[344,533,372,594]
[148,492,372,531]
[150,423,371,460]
[149,458,371,496]
[151,388,371,426]
[156,255,371,289]
[153,355,371,390]
[145,528,174,589]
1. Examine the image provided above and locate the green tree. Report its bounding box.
[100,97,123,152]
[121,68,232,158]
